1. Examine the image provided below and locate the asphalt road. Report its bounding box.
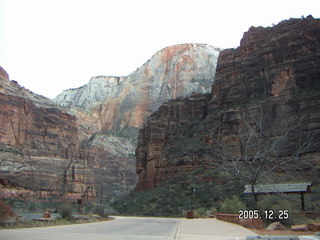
[0,217,180,240]
[1,216,317,240]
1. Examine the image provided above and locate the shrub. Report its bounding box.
[0,200,16,220]
[112,172,245,218]
[93,204,109,218]
[194,207,217,218]
[307,184,320,211]
[112,184,189,217]
[257,195,297,225]
[57,205,73,219]
[26,201,37,212]
[208,206,218,217]
[220,195,246,214]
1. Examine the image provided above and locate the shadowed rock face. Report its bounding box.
[212,16,320,106]
[135,94,211,191]
[135,17,320,191]
[54,43,220,132]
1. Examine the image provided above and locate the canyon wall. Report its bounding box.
[1,44,220,202]
[135,16,320,191]
[212,15,320,106]
[53,43,220,200]
[0,68,95,200]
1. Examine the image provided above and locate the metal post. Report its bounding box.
[190,187,196,210]
[301,192,305,211]
[187,187,196,219]
[190,190,193,210]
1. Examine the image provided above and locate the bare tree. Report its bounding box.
[61,143,77,194]
[212,104,318,207]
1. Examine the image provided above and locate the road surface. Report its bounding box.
[0,217,179,240]
[0,216,258,240]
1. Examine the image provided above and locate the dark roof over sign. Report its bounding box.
[243,182,312,194]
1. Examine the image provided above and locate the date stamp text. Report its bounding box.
[239,210,289,220]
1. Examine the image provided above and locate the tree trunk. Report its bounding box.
[251,182,258,209]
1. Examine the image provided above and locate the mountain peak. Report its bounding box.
[54,43,220,130]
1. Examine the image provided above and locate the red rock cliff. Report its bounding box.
[53,43,220,201]
[135,17,320,191]
[212,16,320,106]
[0,72,95,200]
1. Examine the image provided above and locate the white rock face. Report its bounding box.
[54,43,220,130]
[91,134,136,158]
[53,43,220,199]
[55,76,124,109]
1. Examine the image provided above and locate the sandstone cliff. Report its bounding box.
[1,43,220,203]
[0,68,96,201]
[53,43,220,201]
[212,15,320,106]
[135,17,320,191]
[54,43,220,132]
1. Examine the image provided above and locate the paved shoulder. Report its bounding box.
[177,218,257,240]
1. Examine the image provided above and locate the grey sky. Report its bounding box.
[0,0,319,99]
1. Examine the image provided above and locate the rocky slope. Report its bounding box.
[135,16,320,191]
[0,67,96,200]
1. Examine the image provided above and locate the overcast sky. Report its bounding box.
[0,0,319,99]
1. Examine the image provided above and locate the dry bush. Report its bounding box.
[0,200,16,220]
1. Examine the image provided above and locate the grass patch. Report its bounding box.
[0,215,113,229]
